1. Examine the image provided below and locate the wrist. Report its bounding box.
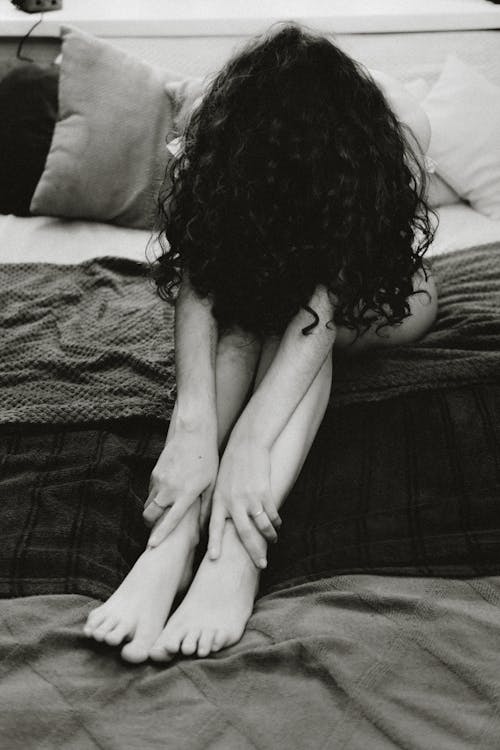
[171,397,217,434]
[229,415,273,451]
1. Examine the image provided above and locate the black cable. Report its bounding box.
[16,12,44,62]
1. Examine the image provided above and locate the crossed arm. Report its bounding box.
[144,269,437,557]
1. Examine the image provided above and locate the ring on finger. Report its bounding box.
[251,509,265,518]
[151,498,171,510]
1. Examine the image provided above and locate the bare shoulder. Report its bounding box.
[334,269,438,354]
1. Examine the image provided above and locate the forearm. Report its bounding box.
[232,285,336,449]
[334,270,438,353]
[170,273,218,433]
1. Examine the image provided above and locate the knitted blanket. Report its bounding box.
[0,242,498,425]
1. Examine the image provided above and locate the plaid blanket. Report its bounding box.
[0,243,499,426]
[1,382,498,601]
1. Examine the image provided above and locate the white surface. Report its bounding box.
[423,56,500,221]
[0,205,498,265]
[1,0,500,36]
[0,215,152,264]
[429,204,500,256]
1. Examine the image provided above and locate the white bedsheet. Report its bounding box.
[0,205,498,265]
[0,214,152,265]
[429,203,500,256]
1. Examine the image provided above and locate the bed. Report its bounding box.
[1,19,500,750]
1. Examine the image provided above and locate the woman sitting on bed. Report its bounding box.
[84,22,438,663]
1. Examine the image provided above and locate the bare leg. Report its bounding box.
[149,337,333,660]
[83,328,262,662]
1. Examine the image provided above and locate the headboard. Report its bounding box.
[1,27,500,87]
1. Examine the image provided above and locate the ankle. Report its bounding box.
[217,520,267,568]
[173,502,202,549]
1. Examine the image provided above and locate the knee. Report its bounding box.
[217,326,262,361]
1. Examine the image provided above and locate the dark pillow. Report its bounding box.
[0,62,59,216]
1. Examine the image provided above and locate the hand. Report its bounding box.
[208,437,281,568]
[144,419,219,547]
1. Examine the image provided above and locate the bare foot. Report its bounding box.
[83,503,200,663]
[149,520,263,660]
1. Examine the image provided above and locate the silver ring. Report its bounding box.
[252,509,265,518]
[151,498,170,510]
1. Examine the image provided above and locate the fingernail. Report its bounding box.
[259,558,267,569]
[208,547,217,560]
[148,537,158,548]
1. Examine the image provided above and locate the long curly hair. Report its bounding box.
[151,22,436,339]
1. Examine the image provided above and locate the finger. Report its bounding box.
[142,494,170,527]
[262,501,282,530]
[233,511,267,570]
[147,499,190,547]
[257,494,282,530]
[143,487,158,511]
[207,503,227,560]
[251,509,278,544]
[199,485,214,530]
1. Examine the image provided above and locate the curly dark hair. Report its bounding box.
[151,22,436,339]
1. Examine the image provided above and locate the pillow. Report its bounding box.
[404,77,462,208]
[0,63,59,216]
[422,55,500,220]
[369,69,431,155]
[31,26,180,229]
[165,76,207,133]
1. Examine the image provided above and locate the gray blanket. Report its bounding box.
[2,574,500,749]
[0,243,498,425]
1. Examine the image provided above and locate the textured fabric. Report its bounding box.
[3,575,500,749]
[0,244,498,426]
[30,26,180,229]
[0,256,176,425]
[264,381,500,593]
[0,419,152,600]
[0,382,498,602]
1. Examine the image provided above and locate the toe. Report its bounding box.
[121,624,159,664]
[180,631,200,656]
[149,642,174,662]
[104,621,131,647]
[197,630,214,658]
[121,640,150,664]
[92,616,118,642]
[84,607,107,635]
[211,630,226,652]
[151,626,185,659]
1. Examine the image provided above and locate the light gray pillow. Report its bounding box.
[31,26,181,229]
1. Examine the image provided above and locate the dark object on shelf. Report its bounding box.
[11,0,62,12]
